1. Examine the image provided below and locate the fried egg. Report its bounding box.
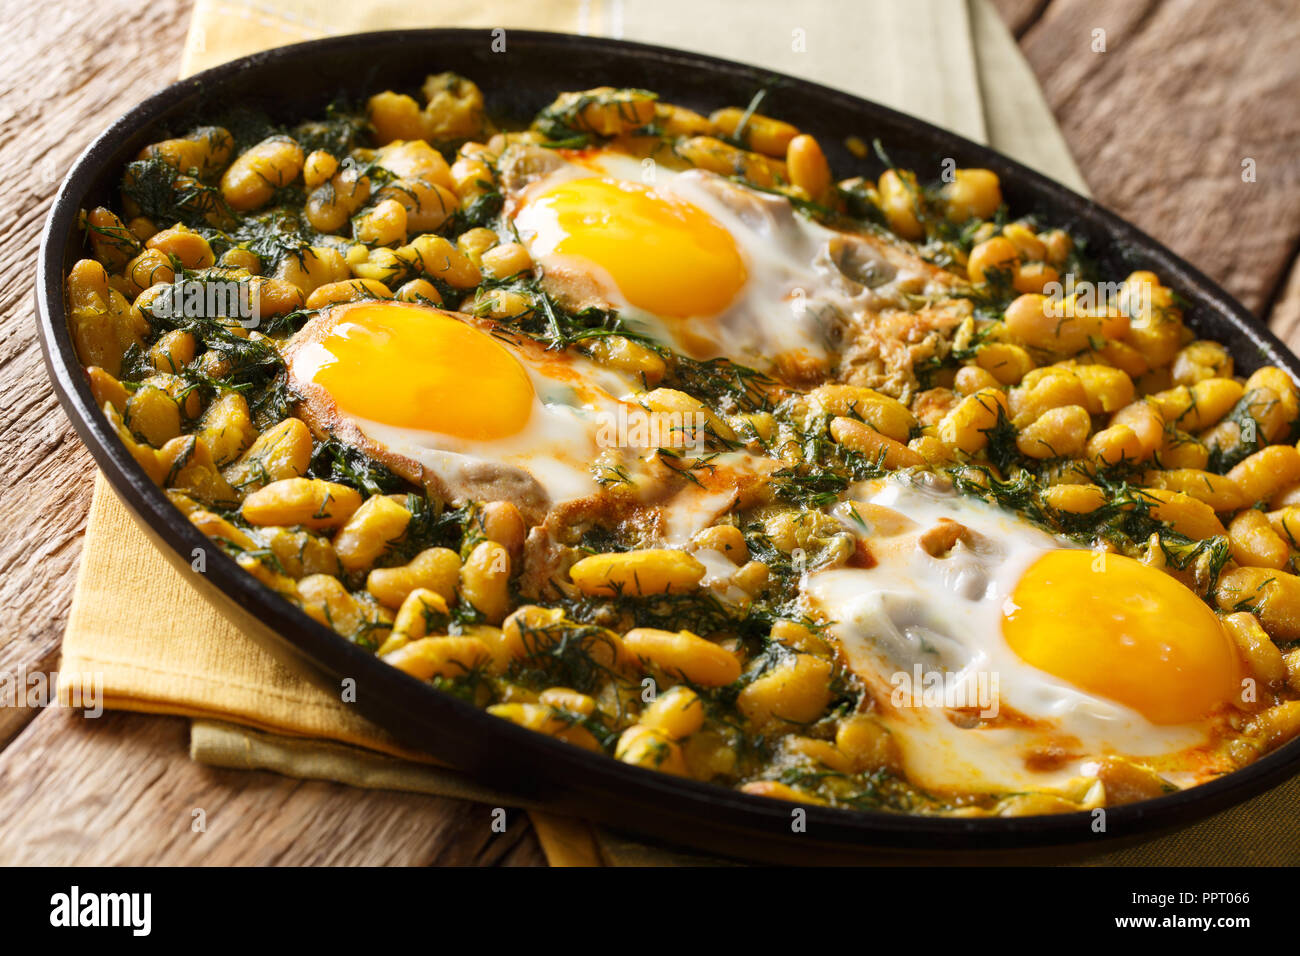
[283,300,773,533]
[505,147,934,381]
[804,476,1244,797]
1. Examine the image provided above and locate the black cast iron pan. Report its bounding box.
[34,28,1300,864]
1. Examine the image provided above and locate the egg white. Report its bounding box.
[292,324,679,506]
[804,476,1215,795]
[288,308,778,538]
[508,150,920,375]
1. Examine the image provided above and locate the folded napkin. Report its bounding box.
[63,0,1295,866]
[179,0,1086,191]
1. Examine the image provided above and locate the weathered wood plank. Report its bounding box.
[989,0,1053,38]
[0,707,546,865]
[0,0,547,865]
[1264,255,1300,355]
[3,0,1297,867]
[1011,0,1300,318]
[0,0,193,703]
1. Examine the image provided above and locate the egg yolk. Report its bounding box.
[300,302,535,441]
[1003,549,1242,725]
[524,177,746,318]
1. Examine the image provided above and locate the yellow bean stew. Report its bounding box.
[66,77,1300,816]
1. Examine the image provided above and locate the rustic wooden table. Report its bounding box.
[1,0,1297,865]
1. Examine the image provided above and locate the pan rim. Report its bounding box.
[35,26,1300,859]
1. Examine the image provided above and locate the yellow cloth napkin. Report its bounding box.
[178,0,1087,192]
[66,478,615,865]
[63,0,1297,866]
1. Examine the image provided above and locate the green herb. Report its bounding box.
[292,100,369,156]
[306,436,407,496]
[1207,391,1266,473]
[532,87,658,146]
[381,495,470,568]
[981,403,1020,473]
[471,275,637,350]
[137,300,296,429]
[201,205,316,275]
[449,188,503,231]
[504,613,631,695]
[661,355,774,415]
[769,466,849,508]
[122,156,230,227]
[577,525,634,554]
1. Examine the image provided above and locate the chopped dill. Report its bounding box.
[472,274,639,350]
[532,87,659,146]
[1207,392,1266,473]
[122,156,230,227]
[292,100,370,156]
[769,466,850,508]
[661,355,774,414]
[380,495,471,568]
[980,404,1021,473]
[306,436,407,496]
[504,613,631,695]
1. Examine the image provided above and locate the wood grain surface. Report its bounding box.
[0,0,547,867]
[0,0,1296,865]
